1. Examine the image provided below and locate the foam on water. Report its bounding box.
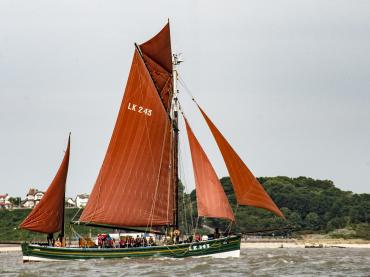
[1,248,370,276]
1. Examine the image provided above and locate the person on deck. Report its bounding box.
[119,237,126,248]
[106,235,113,248]
[47,233,55,246]
[57,233,64,246]
[97,234,102,248]
[214,228,220,239]
[148,237,155,246]
[135,235,141,247]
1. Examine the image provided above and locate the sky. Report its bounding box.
[0,0,369,198]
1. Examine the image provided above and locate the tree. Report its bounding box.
[8,197,21,207]
[326,217,347,231]
[305,212,321,230]
[287,211,302,229]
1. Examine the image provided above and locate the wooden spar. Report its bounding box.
[173,103,179,229]
[172,54,180,230]
[60,133,71,242]
[70,221,166,235]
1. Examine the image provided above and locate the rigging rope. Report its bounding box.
[178,76,197,103]
[177,77,240,234]
[71,207,83,223]
[178,131,193,234]
[177,107,198,235]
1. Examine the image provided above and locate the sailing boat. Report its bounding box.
[21,22,284,261]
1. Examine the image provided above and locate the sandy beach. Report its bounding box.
[0,244,21,253]
[241,236,370,249]
[241,241,370,249]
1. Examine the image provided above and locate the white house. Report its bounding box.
[22,188,44,208]
[0,194,12,209]
[34,191,44,206]
[75,194,89,208]
[66,197,76,207]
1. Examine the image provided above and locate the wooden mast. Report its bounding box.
[60,133,70,243]
[172,53,180,230]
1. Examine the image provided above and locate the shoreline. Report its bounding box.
[0,244,21,253]
[241,242,370,249]
[241,237,370,249]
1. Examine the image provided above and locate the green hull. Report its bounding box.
[21,235,241,261]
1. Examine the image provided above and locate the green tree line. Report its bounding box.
[178,176,370,239]
[1,176,369,242]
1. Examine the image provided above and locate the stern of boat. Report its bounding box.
[21,243,58,262]
[21,242,32,263]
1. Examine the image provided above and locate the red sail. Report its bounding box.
[20,135,70,233]
[198,106,284,218]
[140,23,173,111]
[79,49,174,227]
[185,118,235,221]
[140,23,172,73]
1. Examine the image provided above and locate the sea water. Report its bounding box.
[1,248,370,276]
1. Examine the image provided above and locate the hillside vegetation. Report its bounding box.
[1,176,369,242]
[180,176,370,239]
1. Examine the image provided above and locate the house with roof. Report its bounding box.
[66,197,76,208]
[22,188,44,208]
[75,194,89,208]
[0,194,12,209]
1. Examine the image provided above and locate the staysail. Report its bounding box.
[80,25,174,228]
[198,105,284,218]
[184,117,234,221]
[20,135,70,233]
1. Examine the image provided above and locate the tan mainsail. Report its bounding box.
[197,105,284,218]
[80,26,175,227]
[20,135,70,233]
[184,118,235,221]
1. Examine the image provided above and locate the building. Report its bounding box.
[0,194,12,209]
[75,194,89,208]
[22,188,44,208]
[66,197,76,207]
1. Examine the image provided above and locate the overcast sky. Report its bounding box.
[0,0,369,198]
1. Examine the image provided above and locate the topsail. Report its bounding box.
[140,23,173,111]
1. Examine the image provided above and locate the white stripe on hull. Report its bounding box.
[23,256,64,262]
[192,249,240,258]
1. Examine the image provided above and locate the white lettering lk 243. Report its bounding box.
[189,244,210,251]
[128,103,152,116]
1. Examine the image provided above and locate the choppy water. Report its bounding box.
[1,248,370,276]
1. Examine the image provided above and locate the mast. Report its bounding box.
[61,183,65,240]
[60,133,70,242]
[172,53,182,229]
